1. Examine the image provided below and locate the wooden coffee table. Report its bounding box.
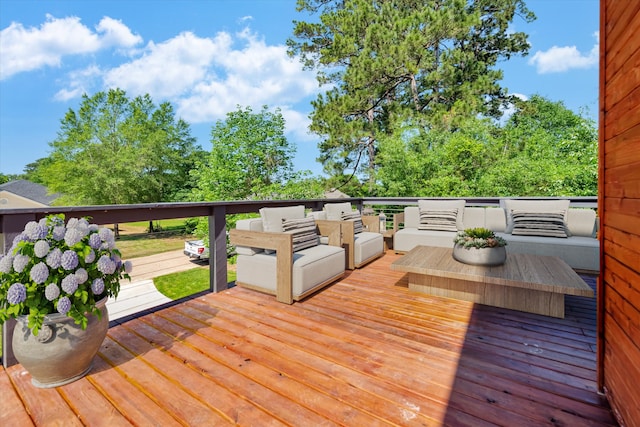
[390,246,594,318]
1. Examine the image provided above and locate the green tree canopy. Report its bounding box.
[38,89,203,206]
[376,95,598,197]
[288,0,535,188]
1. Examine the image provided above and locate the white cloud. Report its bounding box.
[54,65,102,101]
[0,14,142,80]
[103,31,228,98]
[528,31,599,74]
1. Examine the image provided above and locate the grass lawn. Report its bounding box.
[154,266,237,300]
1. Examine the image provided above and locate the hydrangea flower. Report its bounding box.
[124,260,133,274]
[24,221,48,240]
[7,283,26,304]
[75,268,88,284]
[91,278,105,295]
[13,254,30,273]
[85,249,96,264]
[52,225,66,241]
[0,255,13,274]
[97,255,116,275]
[30,262,49,284]
[45,283,61,301]
[1,214,131,336]
[46,248,63,269]
[61,274,79,294]
[64,228,84,247]
[34,240,51,258]
[57,296,71,315]
[60,250,79,270]
[88,233,102,249]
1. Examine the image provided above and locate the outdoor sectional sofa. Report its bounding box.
[393,199,600,272]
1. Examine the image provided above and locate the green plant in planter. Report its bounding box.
[453,227,507,249]
[0,214,132,335]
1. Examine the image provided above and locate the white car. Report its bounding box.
[183,239,209,260]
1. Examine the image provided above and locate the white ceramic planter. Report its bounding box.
[12,297,109,388]
[452,244,506,266]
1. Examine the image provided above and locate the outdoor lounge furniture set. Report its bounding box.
[229,203,384,304]
[393,199,600,272]
[229,198,599,307]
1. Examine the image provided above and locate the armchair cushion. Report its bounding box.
[341,211,364,234]
[501,199,570,233]
[260,205,306,232]
[325,202,353,221]
[282,217,319,251]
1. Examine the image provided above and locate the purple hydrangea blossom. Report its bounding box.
[88,233,102,249]
[64,228,84,247]
[57,296,71,315]
[88,224,99,232]
[12,254,30,273]
[61,274,79,294]
[66,217,79,229]
[98,228,116,249]
[97,255,116,275]
[60,250,79,270]
[34,240,50,258]
[85,249,96,264]
[75,268,88,284]
[29,262,49,284]
[46,248,63,269]
[124,260,133,274]
[0,255,14,274]
[7,283,26,304]
[52,225,66,241]
[91,278,105,295]
[45,283,61,301]
[24,221,48,240]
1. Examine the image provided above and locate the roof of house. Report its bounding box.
[0,180,59,205]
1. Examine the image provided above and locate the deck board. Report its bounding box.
[1,252,617,426]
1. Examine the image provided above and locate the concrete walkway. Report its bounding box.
[107,250,203,321]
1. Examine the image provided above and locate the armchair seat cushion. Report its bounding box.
[354,231,384,266]
[236,244,345,298]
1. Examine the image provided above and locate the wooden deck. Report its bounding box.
[1,252,616,426]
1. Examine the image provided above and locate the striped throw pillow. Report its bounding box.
[341,211,364,234]
[510,210,569,238]
[282,217,319,251]
[418,208,459,232]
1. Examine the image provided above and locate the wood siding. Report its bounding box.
[600,1,640,426]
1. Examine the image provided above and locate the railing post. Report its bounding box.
[208,206,228,293]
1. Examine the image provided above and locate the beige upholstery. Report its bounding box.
[312,203,385,269]
[230,208,345,304]
[394,203,599,272]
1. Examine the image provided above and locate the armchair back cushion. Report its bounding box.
[260,205,306,232]
[325,202,354,221]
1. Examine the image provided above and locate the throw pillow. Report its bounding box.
[510,210,569,238]
[501,199,570,233]
[417,199,465,230]
[282,217,319,251]
[418,208,459,232]
[341,211,364,234]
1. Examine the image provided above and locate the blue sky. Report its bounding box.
[0,0,599,177]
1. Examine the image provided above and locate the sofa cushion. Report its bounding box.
[511,210,569,238]
[418,208,459,232]
[325,202,354,221]
[341,211,364,234]
[260,205,306,233]
[418,199,465,230]
[354,231,384,265]
[235,218,264,255]
[282,217,319,251]
[501,199,570,233]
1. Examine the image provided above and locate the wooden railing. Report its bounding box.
[0,196,597,366]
